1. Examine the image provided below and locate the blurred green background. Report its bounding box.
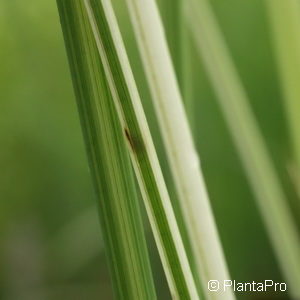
[1,1,299,299]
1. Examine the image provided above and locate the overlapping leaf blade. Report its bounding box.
[56,1,156,299]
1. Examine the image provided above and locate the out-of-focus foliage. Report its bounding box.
[0,1,108,299]
[0,0,299,299]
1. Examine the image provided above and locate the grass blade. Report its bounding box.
[56,1,156,299]
[124,0,234,299]
[265,0,300,188]
[82,0,199,298]
[186,0,300,297]
[158,0,182,77]
[156,1,204,295]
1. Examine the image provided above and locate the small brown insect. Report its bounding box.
[124,128,145,154]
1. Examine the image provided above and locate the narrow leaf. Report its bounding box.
[56,1,156,299]
[123,0,235,299]
[186,0,300,297]
[82,0,199,298]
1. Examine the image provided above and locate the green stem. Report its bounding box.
[56,1,156,299]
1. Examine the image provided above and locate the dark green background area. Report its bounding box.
[0,1,298,299]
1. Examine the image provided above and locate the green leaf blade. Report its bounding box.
[83,0,200,298]
[56,1,157,299]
